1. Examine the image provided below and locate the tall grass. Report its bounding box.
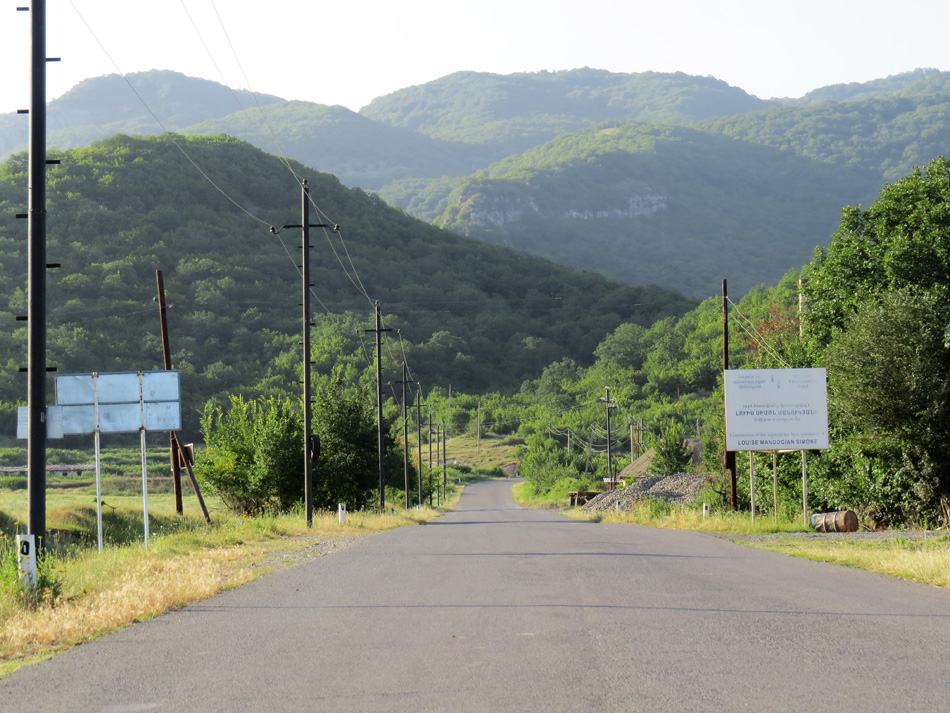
[750,535,950,588]
[0,486,458,676]
[586,503,810,534]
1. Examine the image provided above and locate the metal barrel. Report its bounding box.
[810,510,859,532]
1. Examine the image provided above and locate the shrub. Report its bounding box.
[196,396,303,514]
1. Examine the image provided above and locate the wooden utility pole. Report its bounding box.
[154,271,210,523]
[156,270,183,514]
[366,301,392,512]
[398,362,410,509]
[600,387,617,488]
[629,419,635,464]
[416,384,423,508]
[271,182,330,526]
[428,412,433,507]
[476,401,481,450]
[723,279,737,510]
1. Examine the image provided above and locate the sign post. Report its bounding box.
[725,368,829,522]
[55,371,181,549]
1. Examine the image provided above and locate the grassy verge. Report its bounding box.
[515,482,950,590]
[0,486,461,677]
[738,535,950,589]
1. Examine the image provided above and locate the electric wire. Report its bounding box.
[209,0,301,178]
[66,0,274,229]
[63,1,427,390]
[726,296,791,368]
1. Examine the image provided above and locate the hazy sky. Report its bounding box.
[1,0,947,115]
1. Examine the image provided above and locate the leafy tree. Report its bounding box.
[311,376,402,511]
[195,396,303,514]
[800,157,950,525]
[648,421,693,477]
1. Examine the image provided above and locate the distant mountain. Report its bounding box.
[360,68,773,156]
[780,68,949,106]
[424,122,880,298]
[181,101,486,189]
[0,72,283,160]
[700,89,950,183]
[0,134,693,425]
[4,67,949,301]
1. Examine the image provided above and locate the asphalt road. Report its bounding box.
[3,479,950,712]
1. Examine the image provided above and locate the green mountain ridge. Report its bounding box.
[0,134,693,434]
[425,122,880,297]
[3,67,949,302]
[360,68,773,154]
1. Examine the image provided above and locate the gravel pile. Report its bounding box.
[583,473,710,512]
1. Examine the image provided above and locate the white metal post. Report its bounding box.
[749,451,756,523]
[802,450,808,526]
[141,427,150,547]
[95,429,103,553]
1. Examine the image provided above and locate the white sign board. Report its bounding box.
[724,368,829,451]
[17,405,64,439]
[53,371,181,435]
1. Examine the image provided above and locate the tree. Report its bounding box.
[648,421,693,477]
[195,396,303,514]
[311,377,399,511]
[801,157,950,525]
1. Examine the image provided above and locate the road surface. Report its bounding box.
[3,479,950,712]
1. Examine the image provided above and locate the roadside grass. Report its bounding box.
[0,484,460,677]
[515,482,950,590]
[746,535,950,589]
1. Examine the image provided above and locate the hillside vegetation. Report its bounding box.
[5,68,950,299]
[0,133,692,436]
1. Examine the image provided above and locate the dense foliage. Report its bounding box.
[361,68,770,154]
[196,396,303,514]
[7,68,950,301]
[430,122,877,297]
[491,158,950,527]
[196,377,408,513]
[0,134,692,438]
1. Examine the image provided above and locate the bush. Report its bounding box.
[648,420,693,477]
[196,396,303,514]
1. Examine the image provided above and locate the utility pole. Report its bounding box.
[433,423,440,505]
[428,412,434,507]
[600,387,617,488]
[416,383,422,508]
[155,270,183,514]
[397,362,410,509]
[271,180,330,527]
[442,423,448,502]
[723,279,737,510]
[476,401,480,450]
[366,301,392,512]
[24,0,59,544]
[629,419,635,465]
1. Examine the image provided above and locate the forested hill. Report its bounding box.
[360,68,772,155]
[0,134,693,429]
[426,122,880,298]
[4,68,950,300]
[0,72,284,161]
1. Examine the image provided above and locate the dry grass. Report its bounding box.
[435,433,522,472]
[747,536,950,589]
[0,490,457,677]
[538,483,950,591]
[584,506,809,534]
[0,547,253,672]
